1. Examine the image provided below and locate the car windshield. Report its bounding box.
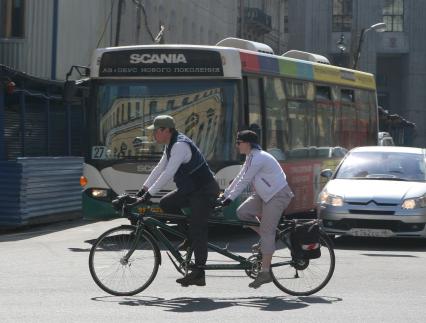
[335,151,426,181]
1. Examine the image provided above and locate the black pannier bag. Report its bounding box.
[290,220,321,259]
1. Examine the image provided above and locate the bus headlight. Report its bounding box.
[402,195,426,209]
[91,189,108,198]
[319,190,344,207]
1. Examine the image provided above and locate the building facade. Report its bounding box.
[284,0,426,146]
[0,0,239,81]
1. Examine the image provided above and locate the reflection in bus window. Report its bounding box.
[167,100,175,110]
[339,88,356,149]
[356,89,370,146]
[284,79,315,151]
[247,78,262,143]
[149,101,157,115]
[316,85,334,147]
[264,77,288,160]
[136,102,141,117]
[287,101,312,149]
[97,80,239,161]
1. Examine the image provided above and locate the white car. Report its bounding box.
[317,146,426,238]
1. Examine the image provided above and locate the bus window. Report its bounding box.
[247,77,263,143]
[368,92,378,144]
[96,80,239,161]
[355,89,371,146]
[285,80,315,153]
[315,85,334,147]
[264,77,288,160]
[339,88,356,149]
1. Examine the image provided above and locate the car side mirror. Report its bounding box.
[320,169,333,178]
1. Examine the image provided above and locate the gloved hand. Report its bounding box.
[138,191,152,204]
[216,197,232,207]
[221,198,232,207]
[136,187,147,197]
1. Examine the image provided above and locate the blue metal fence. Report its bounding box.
[0,157,83,227]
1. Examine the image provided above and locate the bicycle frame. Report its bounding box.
[124,208,272,272]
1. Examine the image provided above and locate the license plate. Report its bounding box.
[349,228,393,237]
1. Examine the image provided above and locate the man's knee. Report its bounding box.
[160,195,181,214]
[159,198,169,211]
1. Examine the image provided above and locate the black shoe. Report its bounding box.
[177,239,191,251]
[176,269,206,287]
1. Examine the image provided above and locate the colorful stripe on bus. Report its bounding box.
[239,50,376,90]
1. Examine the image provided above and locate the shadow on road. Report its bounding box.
[0,218,102,242]
[333,235,426,252]
[91,295,342,312]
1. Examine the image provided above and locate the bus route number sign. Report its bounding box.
[91,146,108,160]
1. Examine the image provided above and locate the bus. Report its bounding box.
[78,38,378,220]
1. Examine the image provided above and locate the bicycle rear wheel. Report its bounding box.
[271,231,335,296]
[89,225,160,296]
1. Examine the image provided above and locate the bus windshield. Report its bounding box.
[95,79,239,162]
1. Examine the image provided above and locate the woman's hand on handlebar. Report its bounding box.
[215,196,232,209]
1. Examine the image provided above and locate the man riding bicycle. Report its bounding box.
[136,115,219,287]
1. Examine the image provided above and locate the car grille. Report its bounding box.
[347,201,398,206]
[349,209,395,215]
[326,219,425,232]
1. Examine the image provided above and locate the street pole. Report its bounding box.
[352,22,386,70]
[115,0,124,46]
[353,28,366,69]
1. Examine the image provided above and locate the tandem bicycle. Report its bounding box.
[88,194,335,296]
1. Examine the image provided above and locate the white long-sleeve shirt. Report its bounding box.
[143,142,191,196]
[224,148,289,203]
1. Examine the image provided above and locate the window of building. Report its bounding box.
[1,0,25,38]
[166,100,175,110]
[149,101,157,115]
[284,0,288,33]
[332,0,352,32]
[135,102,141,117]
[383,0,404,32]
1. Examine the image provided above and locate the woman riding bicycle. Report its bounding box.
[219,130,294,288]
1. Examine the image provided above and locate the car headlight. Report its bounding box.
[402,195,426,209]
[319,190,344,207]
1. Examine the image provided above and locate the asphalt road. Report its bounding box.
[1,218,426,323]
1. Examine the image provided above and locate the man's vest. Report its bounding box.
[166,131,215,194]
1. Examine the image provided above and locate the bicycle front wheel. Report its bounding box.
[89,225,160,296]
[271,231,335,296]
